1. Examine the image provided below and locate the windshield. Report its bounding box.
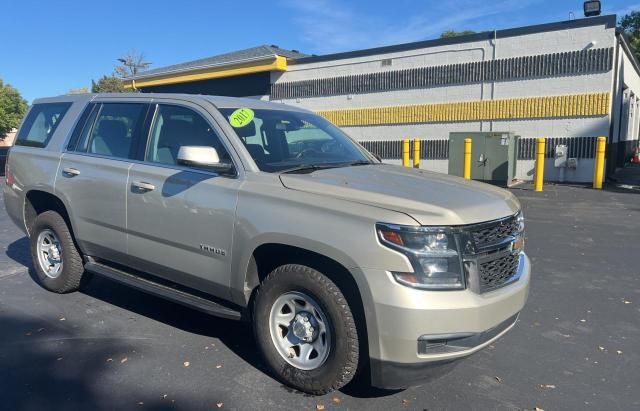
[219,107,374,172]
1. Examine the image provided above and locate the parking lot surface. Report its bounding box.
[1,182,638,410]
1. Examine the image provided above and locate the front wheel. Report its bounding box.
[253,264,359,395]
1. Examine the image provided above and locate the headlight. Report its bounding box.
[511,212,525,254]
[376,223,465,290]
[516,212,525,233]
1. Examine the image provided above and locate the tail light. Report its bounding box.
[5,154,14,186]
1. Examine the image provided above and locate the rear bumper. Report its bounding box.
[3,182,26,233]
[359,253,530,389]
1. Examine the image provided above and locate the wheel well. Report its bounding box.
[248,243,370,371]
[25,191,72,235]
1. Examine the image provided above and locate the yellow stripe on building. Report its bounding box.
[317,93,610,126]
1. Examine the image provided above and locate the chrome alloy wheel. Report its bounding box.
[269,291,332,370]
[36,229,63,279]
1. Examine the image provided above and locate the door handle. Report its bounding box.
[62,167,80,177]
[132,181,156,192]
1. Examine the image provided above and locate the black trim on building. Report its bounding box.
[272,48,613,100]
[517,136,598,160]
[360,136,599,160]
[290,15,617,66]
[361,139,449,160]
[139,72,271,97]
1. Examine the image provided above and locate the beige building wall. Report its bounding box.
[269,16,620,182]
[1,131,17,147]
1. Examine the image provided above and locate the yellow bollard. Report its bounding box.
[593,136,606,189]
[534,138,546,192]
[463,138,472,180]
[413,138,421,168]
[402,139,410,167]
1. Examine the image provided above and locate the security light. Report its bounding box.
[584,1,601,17]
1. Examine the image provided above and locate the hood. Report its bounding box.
[279,164,520,226]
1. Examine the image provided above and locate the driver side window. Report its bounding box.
[146,105,230,167]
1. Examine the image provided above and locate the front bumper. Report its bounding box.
[370,313,520,389]
[360,253,530,389]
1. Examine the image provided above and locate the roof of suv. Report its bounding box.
[33,93,309,113]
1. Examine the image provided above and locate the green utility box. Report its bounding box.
[448,132,520,185]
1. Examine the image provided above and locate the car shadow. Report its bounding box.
[4,236,401,399]
[81,275,403,399]
[6,236,32,267]
[0,311,228,411]
[159,170,216,197]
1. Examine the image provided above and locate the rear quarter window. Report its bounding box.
[14,102,72,148]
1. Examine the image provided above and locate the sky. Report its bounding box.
[1,0,637,102]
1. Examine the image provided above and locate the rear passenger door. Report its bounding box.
[126,102,241,299]
[56,101,150,260]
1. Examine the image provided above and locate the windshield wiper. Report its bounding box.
[280,160,376,174]
[347,160,375,166]
[280,163,342,174]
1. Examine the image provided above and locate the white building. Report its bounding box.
[127,15,640,182]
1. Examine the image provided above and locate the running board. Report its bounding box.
[84,261,242,320]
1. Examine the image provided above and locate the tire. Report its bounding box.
[29,210,84,293]
[253,264,359,395]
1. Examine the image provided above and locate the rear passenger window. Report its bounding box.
[76,103,146,159]
[15,103,71,148]
[146,104,231,167]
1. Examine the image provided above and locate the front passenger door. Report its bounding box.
[126,103,241,299]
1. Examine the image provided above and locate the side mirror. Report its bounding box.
[177,146,234,174]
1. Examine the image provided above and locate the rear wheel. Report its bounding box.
[253,264,359,395]
[30,211,84,293]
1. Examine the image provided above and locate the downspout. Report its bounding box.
[607,35,621,177]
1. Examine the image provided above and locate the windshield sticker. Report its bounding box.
[229,108,254,128]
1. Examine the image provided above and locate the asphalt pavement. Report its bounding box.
[1,182,638,410]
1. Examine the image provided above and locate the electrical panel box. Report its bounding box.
[554,144,568,168]
[448,132,520,185]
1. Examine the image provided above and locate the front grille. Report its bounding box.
[471,215,519,249]
[479,253,520,293]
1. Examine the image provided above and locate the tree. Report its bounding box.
[91,75,126,93]
[114,50,151,78]
[0,79,28,137]
[619,11,640,60]
[441,30,476,39]
[67,87,89,94]
[90,51,151,94]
